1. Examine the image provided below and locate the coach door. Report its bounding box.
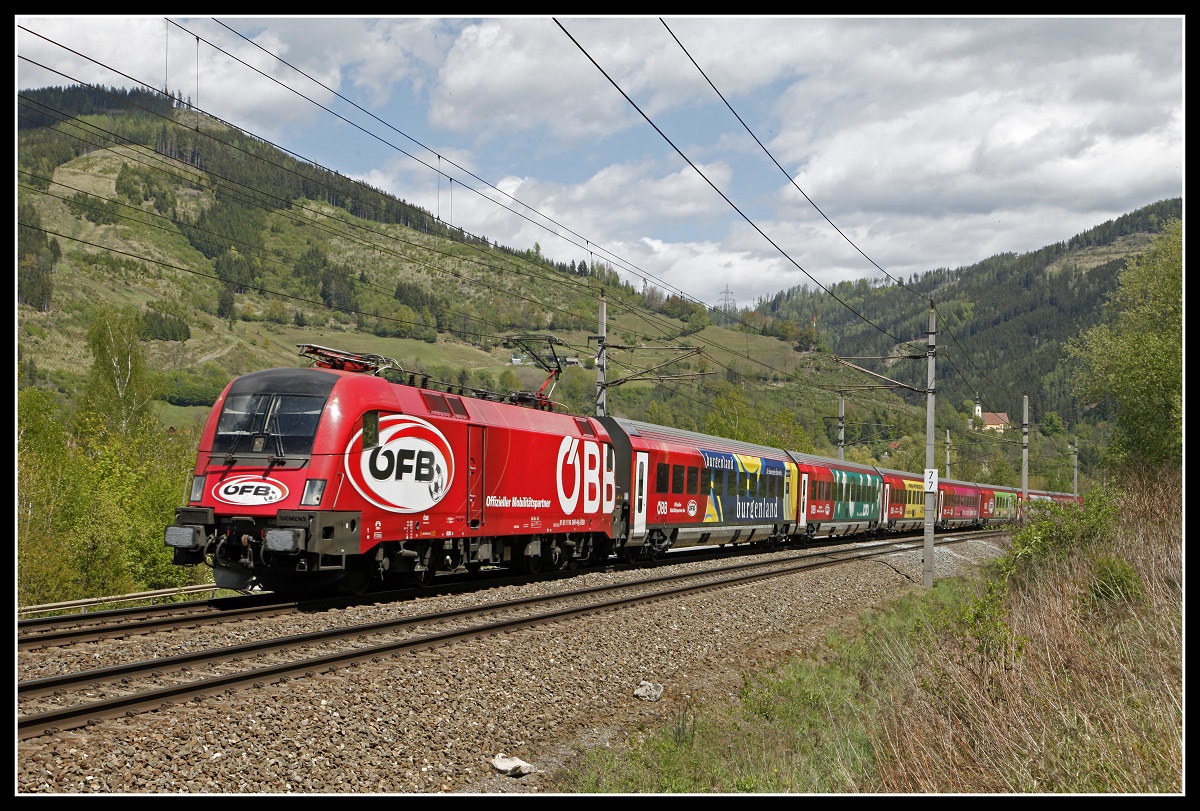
[632,452,649,537]
[783,470,791,522]
[467,425,485,528]
[799,472,809,525]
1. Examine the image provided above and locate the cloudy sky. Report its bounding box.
[16,15,1185,310]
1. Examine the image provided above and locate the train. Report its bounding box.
[164,344,1082,594]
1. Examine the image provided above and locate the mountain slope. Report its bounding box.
[17,85,1179,469]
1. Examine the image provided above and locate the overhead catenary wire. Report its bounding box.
[17,19,1068,471]
[657,18,1023,432]
[16,39,872,412]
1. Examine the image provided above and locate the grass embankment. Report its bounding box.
[551,472,1182,794]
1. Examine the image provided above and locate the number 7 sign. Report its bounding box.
[924,469,939,493]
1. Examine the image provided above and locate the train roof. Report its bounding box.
[871,465,921,479]
[604,417,794,459]
[787,451,881,476]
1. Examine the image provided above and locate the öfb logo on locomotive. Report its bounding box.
[212,474,289,506]
[345,415,453,513]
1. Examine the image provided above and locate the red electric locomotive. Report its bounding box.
[165,345,617,593]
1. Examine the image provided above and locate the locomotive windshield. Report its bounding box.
[212,393,326,457]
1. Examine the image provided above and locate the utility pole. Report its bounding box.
[1074,438,1079,497]
[591,288,710,415]
[922,303,937,589]
[594,290,607,417]
[1021,394,1029,519]
[945,429,951,479]
[838,396,845,461]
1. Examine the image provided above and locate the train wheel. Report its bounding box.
[524,554,544,575]
[340,558,373,595]
[405,565,435,588]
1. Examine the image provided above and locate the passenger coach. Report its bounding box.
[598,417,798,559]
[789,453,882,538]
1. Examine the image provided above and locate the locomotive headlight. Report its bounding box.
[300,479,327,506]
[264,528,304,552]
[188,475,206,502]
[165,525,204,549]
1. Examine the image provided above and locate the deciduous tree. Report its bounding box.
[1068,219,1182,470]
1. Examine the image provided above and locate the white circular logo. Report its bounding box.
[212,475,289,506]
[346,415,454,513]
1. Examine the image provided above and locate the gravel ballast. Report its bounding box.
[16,537,1007,794]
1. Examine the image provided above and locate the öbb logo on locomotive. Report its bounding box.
[212,474,289,506]
[555,435,616,515]
[345,415,454,513]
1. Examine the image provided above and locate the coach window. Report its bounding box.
[656,463,670,494]
[362,411,379,449]
[672,464,685,494]
[686,466,699,495]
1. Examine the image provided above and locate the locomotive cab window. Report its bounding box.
[213,393,325,457]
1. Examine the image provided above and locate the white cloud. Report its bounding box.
[16,15,1183,311]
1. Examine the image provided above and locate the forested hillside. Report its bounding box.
[17,83,1178,472]
[754,198,1181,428]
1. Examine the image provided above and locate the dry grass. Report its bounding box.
[865,473,1181,793]
[557,473,1182,794]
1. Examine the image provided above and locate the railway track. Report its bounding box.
[18,534,989,741]
[18,528,985,648]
